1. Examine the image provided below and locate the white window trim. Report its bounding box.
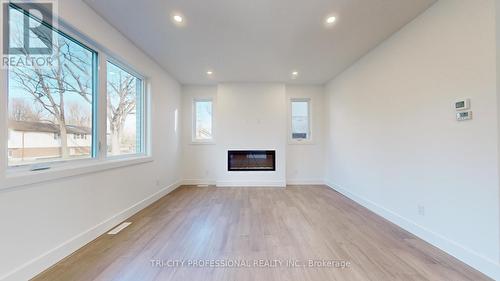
[191,98,215,144]
[104,57,149,159]
[0,4,152,190]
[0,65,7,182]
[289,98,313,145]
[0,156,153,191]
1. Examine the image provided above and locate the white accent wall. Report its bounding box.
[181,84,326,186]
[216,84,287,187]
[181,86,218,185]
[324,0,500,278]
[286,85,325,185]
[0,0,182,280]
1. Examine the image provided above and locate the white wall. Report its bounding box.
[181,85,218,185]
[325,0,500,278]
[286,85,325,185]
[181,84,326,186]
[0,0,182,280]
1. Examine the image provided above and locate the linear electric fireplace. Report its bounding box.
[228,150,276,171]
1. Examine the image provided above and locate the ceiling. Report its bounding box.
[84,0,436,85]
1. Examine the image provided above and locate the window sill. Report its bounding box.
[288,140,315,145]
[190,141,216,145]
[1,156,153,191]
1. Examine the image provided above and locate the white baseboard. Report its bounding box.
[286,179,325,185]
[184,179,324,187]
[1,181,182,281]
[325,181,500,281]
[216,180,286,187]
[182,179,217,186]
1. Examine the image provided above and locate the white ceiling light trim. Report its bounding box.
[173,15,183,23]
[171,13,184,25]
[326,16,336,25]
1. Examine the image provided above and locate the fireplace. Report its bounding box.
[228,150,276,171]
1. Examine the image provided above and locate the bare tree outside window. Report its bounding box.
[7,5,96,165]
[9,98,44,122]
[6,5,145,166]
[67,102,91,127]
[106,62,143,156]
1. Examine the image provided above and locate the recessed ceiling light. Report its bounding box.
[326,16,336,25]
[173,14,183,23]
[291,71,299,79]
[207,70,213,75]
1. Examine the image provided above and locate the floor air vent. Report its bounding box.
[107,222,132,235]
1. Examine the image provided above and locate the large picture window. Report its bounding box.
[4,4,149,174]
[7,5,97,167]
[106,61,144,156]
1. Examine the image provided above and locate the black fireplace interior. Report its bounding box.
[228,150,276,171]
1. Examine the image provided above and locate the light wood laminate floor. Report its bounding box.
[33,186,491,281]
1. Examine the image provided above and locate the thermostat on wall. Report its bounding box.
[454,98,470,111]
[456,111,472,121]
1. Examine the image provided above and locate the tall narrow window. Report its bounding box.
[106,61,144,156]
[291,99,311,141]
[7,5,97,167]
[193,99,213,141]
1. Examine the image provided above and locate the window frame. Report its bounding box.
[0,4,152,189]
[104,57,148,159]
[289,98,312,144]
[192,98,215,144]
[5,3,100,170]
